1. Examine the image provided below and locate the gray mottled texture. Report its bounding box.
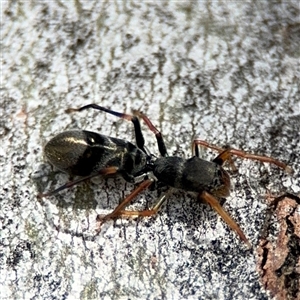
[1,1,299,300]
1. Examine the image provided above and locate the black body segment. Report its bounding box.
[153,156,230,197]
[44,130,148,178]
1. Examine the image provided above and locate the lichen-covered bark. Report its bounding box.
[1,1,299,299]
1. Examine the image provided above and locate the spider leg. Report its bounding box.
[199,191,252,249]
[66,104,168,157]
[133,110,168,157]
[193,141,237,171]
[103,192,169,218]
[97,178,154,223]
[37,166,118,198]
[193,139,292,173]
[66,104,147,154]
[212,148,238,171]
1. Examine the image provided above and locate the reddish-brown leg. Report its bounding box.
[193,139,292,173]
[199,191,252,249]
[133,110,168,156]
[66,104,168,156]
[212,148,238,171]
[37,166,119,198]
[97,178,154,223]
[194,146,250,246]
[102,192,169,218]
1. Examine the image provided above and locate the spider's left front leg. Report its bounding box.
[193,139,292,173]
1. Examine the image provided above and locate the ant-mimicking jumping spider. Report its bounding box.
[38,104,293,248]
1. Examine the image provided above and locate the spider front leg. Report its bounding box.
[66,104,148,154]
[133,110,168,157]
[66,104,168,157]
[193,139,292,173]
